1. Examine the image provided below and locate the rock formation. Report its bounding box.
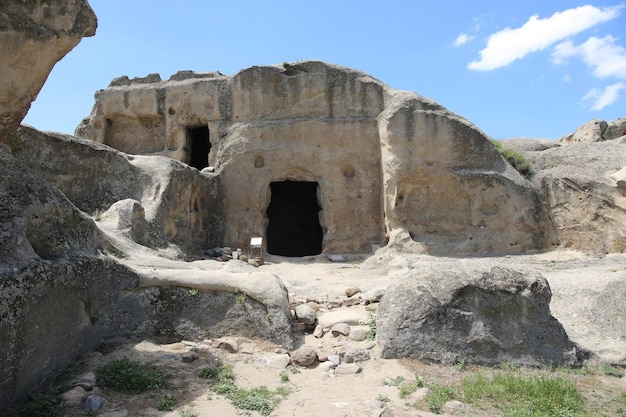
[0,0,97,148]
[377,266,586,366]
[501,123,626,253]
[76,62,554,256]
[1,0,625,408]
[1,126,293,407]
[559,117,626,143]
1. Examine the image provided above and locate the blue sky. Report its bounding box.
[23,1,626,140]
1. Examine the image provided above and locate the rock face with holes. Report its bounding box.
[377,266,587,366]
[0,0,97,148]
[76,61,554,256]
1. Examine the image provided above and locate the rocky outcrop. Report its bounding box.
[502,133,626,253]
[0,0,97,148]
[559,118,626,143]
[2,125,294,407]
[377,266,586,366]
[76,61,553,256]
[13,125,224,254]
[0,146,141,405]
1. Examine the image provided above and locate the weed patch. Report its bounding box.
[200,363,289,415]
[492,140,531,178]
[462,373,584,416]
[18,394,64,417]
[96,357,169,393]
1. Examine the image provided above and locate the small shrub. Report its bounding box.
[156,393,178,411]
[600,364,624,378]
[235,290,247,304]
[492,139,531,178]
[376,394,391,402]
[179,411,197,417]
[206,364,289,416]
[18,394,64,417]
[96,357,169,393]
[280,371,289,382]
[199,365,220,380]
[426,384,455,413]
[383,375,405,386]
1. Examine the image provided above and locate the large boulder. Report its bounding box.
[0,0,96,147]
[377,266,586,366]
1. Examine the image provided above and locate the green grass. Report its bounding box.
[96,357,169,393]
[200,363,289,416]
[600,364,624,378]
[18,394,64,417]
[156,393,178,411]
[376,394,391,402]
[461,373,584,417]
[426,383,455,413]
[492,139,531,178]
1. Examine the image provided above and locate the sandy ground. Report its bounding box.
[53,249,626,417]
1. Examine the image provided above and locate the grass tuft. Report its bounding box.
[96,357,169,393]
[18,394,64,417]
[492,140,531,178]
[200,363,289,415]
[462,373,584,416]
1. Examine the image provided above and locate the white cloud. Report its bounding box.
[583,82,626,110]
[553,36,626,79]
[454,32,474,47]
[468,5,623,71]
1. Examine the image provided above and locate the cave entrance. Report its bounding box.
[187,125,210,170]
[266,181,323,257]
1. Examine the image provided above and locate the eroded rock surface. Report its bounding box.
[502,136,626,253]
[377,266,586,366]
[76,61,553,256]
[0,0,96,147]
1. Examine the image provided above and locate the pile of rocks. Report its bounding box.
[284,286,386,375]
[59,372,103,412]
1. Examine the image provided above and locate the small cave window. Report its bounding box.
[187,125,210,170]
[266,181,323,257]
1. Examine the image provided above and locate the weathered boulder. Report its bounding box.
[0,147,144,407]
[76,61,554,256]
[604,117,626,141]
[560,117,626,143]
[377,266,586,366]
[0,0,96,147]
[559,119,608,143]
[13,125,225,254]
[503,135,626,253]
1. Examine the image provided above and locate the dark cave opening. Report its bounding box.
[187,125,210,170]
[266,181,323,257]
